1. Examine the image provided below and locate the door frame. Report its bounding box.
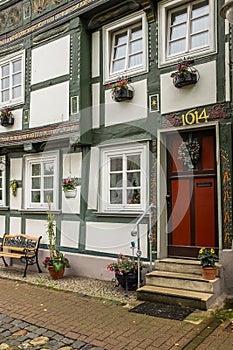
[157,122,222,260]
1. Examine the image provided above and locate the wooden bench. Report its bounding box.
[0,233,42,277]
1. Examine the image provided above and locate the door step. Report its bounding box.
[137,258,222,310]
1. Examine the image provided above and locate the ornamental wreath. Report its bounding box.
[178,139,200,169]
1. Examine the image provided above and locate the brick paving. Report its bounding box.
[0,278,232,349]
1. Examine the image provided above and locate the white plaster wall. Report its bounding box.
[86,222,148,257]
[0,216,5,237]
[30,82,69,127]
[62,186,80,213]
[10,189,22,210]
[88,147,99,210]
[92,83,100,129]
[105,79,147,126]
[31,36,70,84]
[25,219,48,244]
[9,217,21,234]
[92,31,100,78]
[161,61,217,114]
[0,108,22,133]
[60,220,80,248]
[10,158,22,210]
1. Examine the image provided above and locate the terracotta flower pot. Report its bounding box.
[201,267,217,280]
[48,266,65,280]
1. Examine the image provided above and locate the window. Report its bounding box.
[25,152,58,210]
[103,11,148,82]
[159,0,215,65]
[0,52,24,107]
[100,143,148,212]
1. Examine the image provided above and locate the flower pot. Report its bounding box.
[173,72,197,88]
[113,89,134,102]
[201,267,217,280]
[115,270,139,291]
[1,116,14,127]
[64,188,77,198]
[48,266,65,280]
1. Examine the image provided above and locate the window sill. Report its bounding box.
[20,209,62,214]
[0,206,9,211]
[96,211,144,217]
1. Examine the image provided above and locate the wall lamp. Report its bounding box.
[220,1,233,23]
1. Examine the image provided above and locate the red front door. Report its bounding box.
[166,129,218,258]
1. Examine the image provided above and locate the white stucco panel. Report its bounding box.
[105,79,147,126]
[63,152,82,178]
[9,217,21,234]
[88,147,99,210]
[31,36,70,84]
[10,158,22,180]
[62,186,80,213]
[92,31,100,78]
[61,220,80,248]
[161,61,217,114]
[10,188,22,210]
[25,219,48,244]
[0,216,5,238]
[92,83,100,129]
[30,82,69,127]
[86,222,148,257]
[0,108,22,133]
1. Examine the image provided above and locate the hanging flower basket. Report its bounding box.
[62,176,78,199]
[171,58,199,88]
[113,89,134,102]
[64,188,77,198]
[178,139,200,169]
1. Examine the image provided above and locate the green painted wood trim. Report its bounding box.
[30,74,70,92]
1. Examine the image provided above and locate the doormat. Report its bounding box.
[129,301,195,321]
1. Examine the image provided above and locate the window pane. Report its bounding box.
[170,23,187,41]
[127,172,140,186]
[110,190,122,204]
[131,26,142,40]
[0,179,2,187]
[12,86,21,99]
[44,163,54,175]
[32,164,41,176]
[31,191,40,202]
[32,178,40,189]
[12,59,22,73]
[130,39,142,54]
[191,17,209,34]
[1,77,9,89]
[110,173,122,188]
[44,177,53,189]
[192,0,209,18]
[110,157,122,171]
[171,9,187,25]
[112,59,125,73]
[127,155,140,170]
[1,64,9,77]
[0,190,2,201]
[44,191,53,202]
[127,189,140,204]
[113,45,127,59]
[1,90,9,102]
[12,72,21,86]
[169,39,186,55]
[114,32,127,46]
[191,32,208,49]
[129,53,142,67]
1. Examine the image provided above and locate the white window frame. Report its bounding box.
[99,142,148,213]
[158,0,216,67]
[0,51,25,108]
[24,151,59,210]
[103,11,148,83]
[0,156,6,207]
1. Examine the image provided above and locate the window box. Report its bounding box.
[113,88,134,102]
[1,115,14,126]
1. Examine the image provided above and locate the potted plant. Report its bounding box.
[42,200,70,279]
[198,248,218,280]
[62,176,78,198]
[10,179,18,196]
[106,254,142,291]
[170,58,199,88]
[108,76,134,102]
[0,107,14,127]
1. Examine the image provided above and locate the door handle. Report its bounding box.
[166,194,171,207]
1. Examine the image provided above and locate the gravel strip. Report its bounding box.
[0,265,138,306]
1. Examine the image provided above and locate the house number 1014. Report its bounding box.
[182,108,209,126]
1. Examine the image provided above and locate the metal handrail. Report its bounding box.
[131,203,156,288]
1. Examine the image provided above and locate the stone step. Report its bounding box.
[146,270,221,294]
[155,258,203,275]
[137,285,215,310]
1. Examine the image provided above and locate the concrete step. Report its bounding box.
[137,285,215,310]
[146,270,221,294]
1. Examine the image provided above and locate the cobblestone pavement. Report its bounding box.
[0,277,233,349]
